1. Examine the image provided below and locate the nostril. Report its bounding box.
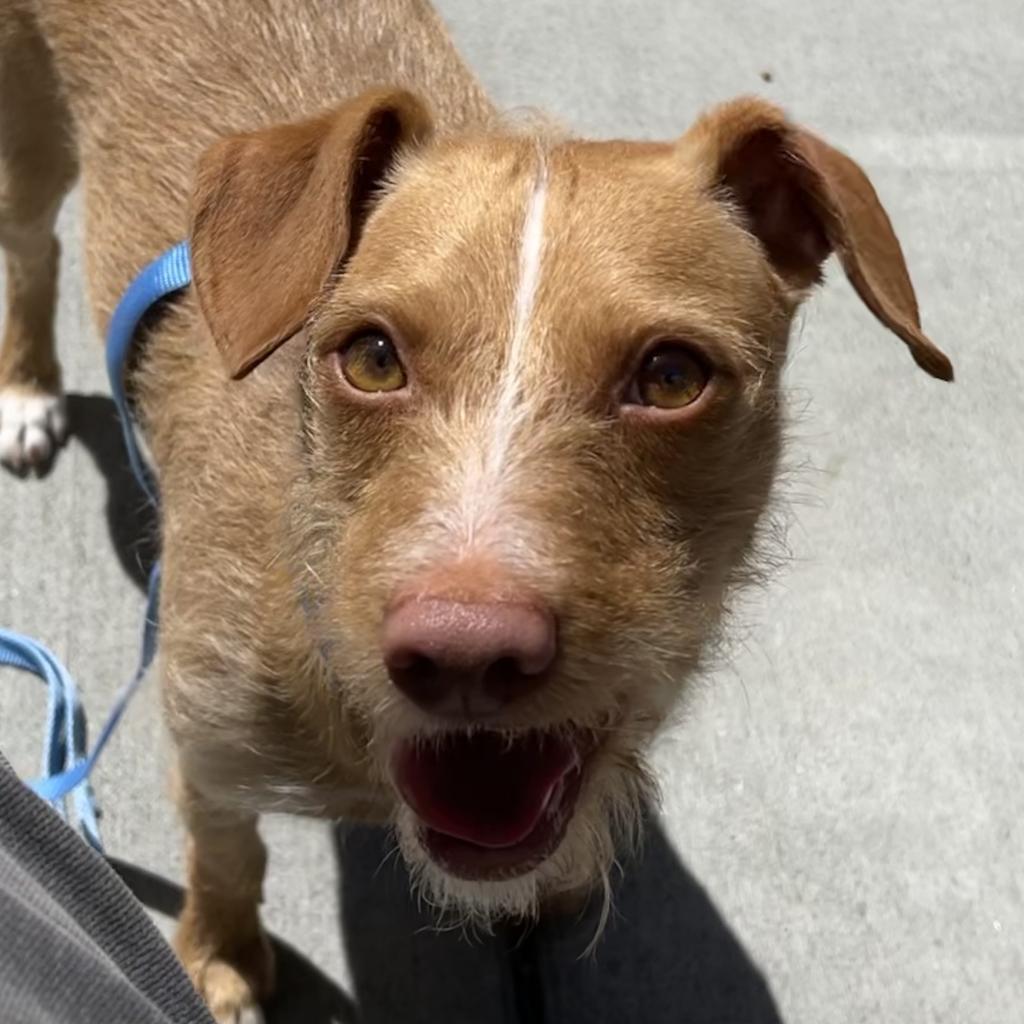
[483,655,522,689]
[387,651,447,707]
[403,654,438,686]
[480,652,549,707]
[401,653,432,674]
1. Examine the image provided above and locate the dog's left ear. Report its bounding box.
[190,89,433,378]
[679,97,952,381]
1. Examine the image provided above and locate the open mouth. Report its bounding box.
[392,728,590,880]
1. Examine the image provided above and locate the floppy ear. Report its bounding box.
[680,97,952,381]
[190,88,434,378]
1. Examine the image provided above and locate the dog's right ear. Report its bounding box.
[190,89,433,378]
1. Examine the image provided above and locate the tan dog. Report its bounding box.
[0,0,952,1020]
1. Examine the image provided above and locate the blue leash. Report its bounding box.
[0,241,191,849]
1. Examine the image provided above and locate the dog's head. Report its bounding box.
[189,89,951,921]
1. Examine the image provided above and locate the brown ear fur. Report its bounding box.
[681,97,953,381]
[190,89,433,378]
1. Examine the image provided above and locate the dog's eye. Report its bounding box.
[629,344,710,409]
[338,332,407,393]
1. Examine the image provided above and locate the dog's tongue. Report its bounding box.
[393,731,578,849]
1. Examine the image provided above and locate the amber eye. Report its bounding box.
[338,331,407,393]
[629,344,710,409]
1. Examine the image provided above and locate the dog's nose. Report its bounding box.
[382,598,557,717]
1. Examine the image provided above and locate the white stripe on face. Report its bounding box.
[454,152,550,554]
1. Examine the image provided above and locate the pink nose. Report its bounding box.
[382,598,557,717]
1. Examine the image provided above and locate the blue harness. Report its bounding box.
[0,242,192,849]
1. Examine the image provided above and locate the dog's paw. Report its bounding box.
[178,927,275,1024]
[0,387,67,473]
[200,959,267,1024]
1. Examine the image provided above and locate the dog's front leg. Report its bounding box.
[174,776,275,1024]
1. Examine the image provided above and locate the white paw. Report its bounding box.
[214,1004,265,1024]
[0,388,67,471]
[201,959,267,1024]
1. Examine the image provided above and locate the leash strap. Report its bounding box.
[0,241,192,848]
[106,240,192,503]
[0,630,101,846]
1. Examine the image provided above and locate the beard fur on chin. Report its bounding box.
[392,750,657,938]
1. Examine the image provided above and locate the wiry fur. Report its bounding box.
[0,0,950,1019]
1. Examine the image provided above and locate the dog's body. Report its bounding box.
[0,2,952,1020]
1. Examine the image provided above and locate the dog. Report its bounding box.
[0,0,953,1019]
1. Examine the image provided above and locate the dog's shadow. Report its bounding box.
[113,818,785,1024]
[337,813,784,1024]
[67,392,158,591]
[80,391,784,1023]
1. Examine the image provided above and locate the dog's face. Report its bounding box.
[190,90,951,921]
[302,135,786,914]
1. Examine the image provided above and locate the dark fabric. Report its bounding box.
[0,752,212,1024]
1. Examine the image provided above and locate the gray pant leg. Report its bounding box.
[0,752,212,1024]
